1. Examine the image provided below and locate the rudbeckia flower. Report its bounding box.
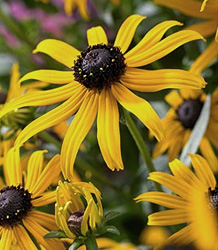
[0,15,206,180]
[152,49,218,171]
[152,87,218,171]
[55,181,103,239]
[135,154,218,249]
[0,148,64,250]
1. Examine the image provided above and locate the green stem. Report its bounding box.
[123,109,163,192]
[38,131,62,150]
[84,235,98,250]
[0,8,34,48]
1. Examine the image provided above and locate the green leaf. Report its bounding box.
[179,94,211,165]
[103,211,120,223]
[68,239,83,250]
[100,225,120,236]
[84,236,98,250]
[44,231,68,239]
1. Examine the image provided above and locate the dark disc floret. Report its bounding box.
[73,44,126,91]
[208,187,218,211]
[67,209,84,236]
[0,185,32,226]
[177,99,203,129]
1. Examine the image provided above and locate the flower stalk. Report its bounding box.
[123,109,163,192]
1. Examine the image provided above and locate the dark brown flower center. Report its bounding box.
[0,185,32,226]
[73,44,126,91]
[67,209,84,236]
[177,99,203,129]
[208,187,218,211]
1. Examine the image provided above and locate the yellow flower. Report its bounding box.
[0,147,64,250]
[0,15,206,180]
[55,181,103,238]
[152,87,218,171]
[135,154,218,249]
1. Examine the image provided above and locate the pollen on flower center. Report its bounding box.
[0,185,32,226]
[177,99,203,129]
[208,187,218,211]
[73,44,126,91]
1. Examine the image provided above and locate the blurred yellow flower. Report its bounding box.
[135,154,218,249]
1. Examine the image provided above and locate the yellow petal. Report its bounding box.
[114,14,146,54]
[165,90,183,108]
[169,159,202,186]
[19,70,74,84]
[13,224,38,250]
[33,39,80,68]
[29,211,58,231]
[64,0,75,15]
[121,68,206,91]
[7,62,21,101]
[5,147,22,186]
[200,137,218,173]
[125,20,182,59]
[77,0,89,21]
[190,40,218,74]
[148,172,190,198]
[31,154,61,197]
[23,217,65,250]
[135,191,186,209]
[87,26,108,46]
[154,0,217,19]
[0,227,13,250]
[61,91,99,180]
[148,209,187,226]
[180,88,202,99]
[0,82,77,119]
[14,84,86,148]
[32,191,56,207]
[126,30,204,67]
[25,150,47,191]
[111,84,164,141]
[97,88,123,171]
[185,20,217,38]
[164,224,194,247]
[189,154,216,190]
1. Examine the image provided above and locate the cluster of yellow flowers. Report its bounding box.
[0,0,217,249]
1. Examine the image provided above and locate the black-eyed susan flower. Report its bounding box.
[152,87,218,171]
[0,15,207,180]
[135,154,218,249]
[0,147,65,250]
[55,181,103,239]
